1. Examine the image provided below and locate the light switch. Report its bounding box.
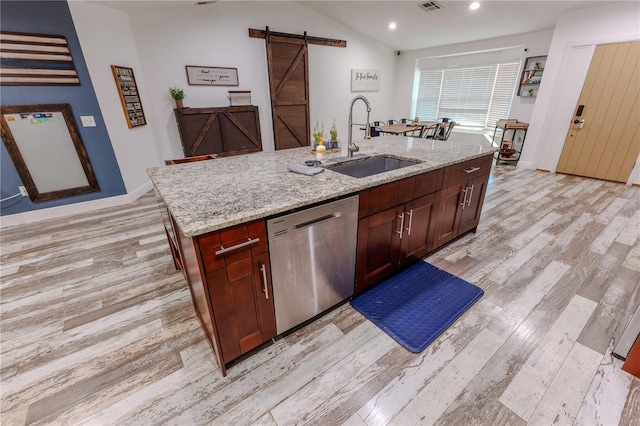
[80,115,96,127]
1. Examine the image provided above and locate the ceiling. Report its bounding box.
[92,0,613,51]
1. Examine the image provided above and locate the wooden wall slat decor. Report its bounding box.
[0,31,80,86]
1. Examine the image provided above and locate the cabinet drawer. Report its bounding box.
[359,176,415,217]
[444,155,493,187]
[413,169,443,199]
[198,220,268,272]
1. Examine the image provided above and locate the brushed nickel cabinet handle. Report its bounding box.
[406,208,413,236]
[260,263,269,299]
[466,184,475,207]
[215,237,260,255]
[463,166,481,174]
[460,187,469,208]
[396,212,405,239]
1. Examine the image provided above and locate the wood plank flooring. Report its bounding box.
[1,166,639,425]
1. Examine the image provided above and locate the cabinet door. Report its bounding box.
[432,183,464,250]
[355,206,402,293]
[400,193,437,266]
[208,251,275,363]
[458,174,489,235]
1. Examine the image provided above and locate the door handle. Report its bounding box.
[405,208,413,236]
[260,263,269,299]
[396,212,405,239]
[460,187,469,208]
[573,119,585,129]
[466,184,475,207]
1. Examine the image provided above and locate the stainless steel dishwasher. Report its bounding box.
[267,195,359,334]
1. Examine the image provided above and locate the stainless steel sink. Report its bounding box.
[326,155,420,178]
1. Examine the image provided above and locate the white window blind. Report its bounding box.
[485,62,521,128]
[415,69,442,122]
[438,65,496,127]
[415,60,521,128]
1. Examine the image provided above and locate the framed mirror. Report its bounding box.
[1,103,99,202]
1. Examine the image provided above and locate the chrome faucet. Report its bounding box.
[347,95,371,158]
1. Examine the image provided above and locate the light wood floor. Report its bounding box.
[1,166,639,425]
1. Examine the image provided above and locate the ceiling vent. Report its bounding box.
[418,1,443,12]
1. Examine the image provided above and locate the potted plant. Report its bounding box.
[534,61,541,70]
[527,89,534,97]
[312,119,324,149]
[169,87,185,109]
[329,120,338,149]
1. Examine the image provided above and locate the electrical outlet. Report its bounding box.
[19,186,28,196]
[80,115,96,127]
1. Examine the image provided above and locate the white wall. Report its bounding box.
[68,1,163,194]
[123,1,396,159]
[392,30,554,124]
[521,1,640,184]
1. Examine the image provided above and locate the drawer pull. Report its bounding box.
[260,263,269,299]
[215,237,260,255]
[463,166,481,174]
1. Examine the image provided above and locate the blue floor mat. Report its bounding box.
[351,261,484,353]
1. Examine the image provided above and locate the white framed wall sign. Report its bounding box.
[351,69,380,92]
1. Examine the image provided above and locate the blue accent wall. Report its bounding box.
[1,0,126,216]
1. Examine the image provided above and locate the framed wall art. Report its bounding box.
[351,69,380,92]
[186,66,239,86]
[111,65,146,128]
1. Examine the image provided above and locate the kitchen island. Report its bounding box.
[148,133,497,375]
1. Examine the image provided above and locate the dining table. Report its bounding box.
[376,121,439,136]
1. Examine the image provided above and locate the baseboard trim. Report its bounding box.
[0,181,153,229]
[514,161,534,170]
[536,168,551,173]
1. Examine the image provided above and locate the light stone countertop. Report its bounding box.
[148,133,497,237]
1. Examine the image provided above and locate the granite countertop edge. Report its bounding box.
[149,133,498,237]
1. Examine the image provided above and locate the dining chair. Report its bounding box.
[434,121,456,140]
[422,123,441,139]
[441,121,456,140]
[371,120,385,137]
[387,119,398,125]
[400,118,413,124]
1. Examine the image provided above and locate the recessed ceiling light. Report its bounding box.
[470,2,480,10]
[389,22,397,30]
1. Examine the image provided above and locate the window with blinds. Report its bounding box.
[415,60,521,128]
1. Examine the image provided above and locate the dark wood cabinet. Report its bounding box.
[356,205,403,293]
[356,170,441,293]
[432,155,492,250]
[174,105,262,158]
[399,192,438,267]
[175,218,275,376]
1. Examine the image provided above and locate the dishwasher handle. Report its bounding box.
[294,213,341,230]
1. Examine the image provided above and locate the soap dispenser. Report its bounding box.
[315,138,326,162]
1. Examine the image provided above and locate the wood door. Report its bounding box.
[432,184,464,250]
[266,33,310,150]
[355,206,402,294]
[458,174,489,235]
[400,193,438,266]
[557,41,640,183]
